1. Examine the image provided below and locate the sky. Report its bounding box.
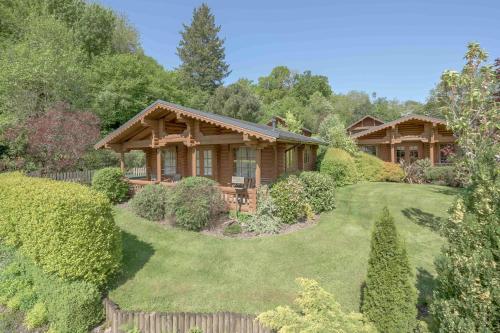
[98,0,499,102]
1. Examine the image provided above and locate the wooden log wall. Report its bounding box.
[104,298,272,333]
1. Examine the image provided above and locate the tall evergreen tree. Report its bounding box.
[176,3,230,92]
[362,207,418,333]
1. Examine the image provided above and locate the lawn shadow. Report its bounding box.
[358,281,366,312]
[402,208,445,233]
[430,186,461,196]
[416,267,436,320]
[111,231,155,289]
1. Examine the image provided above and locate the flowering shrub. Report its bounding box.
[270,175,309,224]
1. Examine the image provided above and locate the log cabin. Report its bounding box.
[349,114,457,165]
[95,100,324,212]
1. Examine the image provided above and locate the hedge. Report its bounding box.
[298,171,336,213]
[270,175,311,224]
[0,172,122,286]
[355,152,384,182]
[167,177,225,231]
[91,167,129,203]
[319,148,358,186]
[130,184,170,221]
[0,247,102,333]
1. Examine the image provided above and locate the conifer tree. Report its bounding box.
[176,3,230,92]
[362,207,418,332]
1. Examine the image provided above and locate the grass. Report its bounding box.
[109,182,458,314]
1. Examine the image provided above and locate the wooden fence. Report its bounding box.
[28,169,96,184]
[104,299,272,333]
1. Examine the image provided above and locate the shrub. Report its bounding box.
[362,207,418,332]
[402,159,432,184]
[24,302,48,329]
[424,166,459,187]
[130,184,170,221]
[258,278,376,333]
[0,248,103,333]
[0,172,122,286]
[270,175,308,224]
[355,153,384,182]
[167,177,224,231]
[298,171,336,213]
[320,148,358,186]
[380,162,404,182]
[243,186,282,234]
[91,167,129,203]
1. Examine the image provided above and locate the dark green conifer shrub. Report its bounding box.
[362,207,418,332]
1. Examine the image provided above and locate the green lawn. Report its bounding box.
[110,182,458,314]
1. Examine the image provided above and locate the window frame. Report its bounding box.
[163,147,177,175]
[233,147,256,179]
[361,145,377,156]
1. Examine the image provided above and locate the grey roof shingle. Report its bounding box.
[95,100,325,148]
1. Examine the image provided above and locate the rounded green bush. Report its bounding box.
[320,148,358,186]
[130,185,170,221]
[91,167,129,203]
[0,172,122,286]
[424,166,457,186]
[381,162,404,182]
[168,177,224,231]
[270,175,308,224]
[298,171,336,213]
[24,302,48,329]
[354,152,384,182]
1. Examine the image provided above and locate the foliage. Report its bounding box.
[89,53,185,132]
[177,3,230,92]
[167,177,224,231]
[362,207,418,332]
[298,171,336,213]
[320,148,358,186]
[354,153,384,182]
[243,186,282,234]
[0,14,89,122]
[0,246,103,333]
[256,66,297,104]
[206,80,262,122]
[130,184,170,221]
[75,2,116,57]
[0,172,122,286]
[318,114,358,154]
[189,327,203,333]
[24,302,48,329]
[424,166,459,187]
[292,70,332,103]
[3,102,100,172]
[282,111,304,134]
[257,278,376,333]
[80,149,119,170]
[92,167,129,203]
[380,162,404,182]
[401,158,432,184]
[270,175,309,224]
[223,223,242,236]
[431,41,499,333]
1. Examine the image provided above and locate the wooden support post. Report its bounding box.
[120,151,125,173]
[273,144,278,180]
[156,148,162,183]
[429,143,435,165]
[255,148,262,188]
[390,144,395,163]
[146,150,151,180]
[190,147,197,176]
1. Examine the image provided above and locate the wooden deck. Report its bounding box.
[127,178,257,212]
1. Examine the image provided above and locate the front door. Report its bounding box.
[395,143,422,163]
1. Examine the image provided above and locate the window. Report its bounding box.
[409,145,419,162]
[361,145,377,156]
[304,146,311,164]
[204,149,212,176]
[196,150,200,176]
[163,149,176,175]
[285,149,295,170]
[396,146,405,163]
[233,147,256,179]
[439,144,456,164]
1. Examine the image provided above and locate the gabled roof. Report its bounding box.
[95,100,325,149]
[352,114,447,139]
[266,116,313,135]
[346,115,385,130]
